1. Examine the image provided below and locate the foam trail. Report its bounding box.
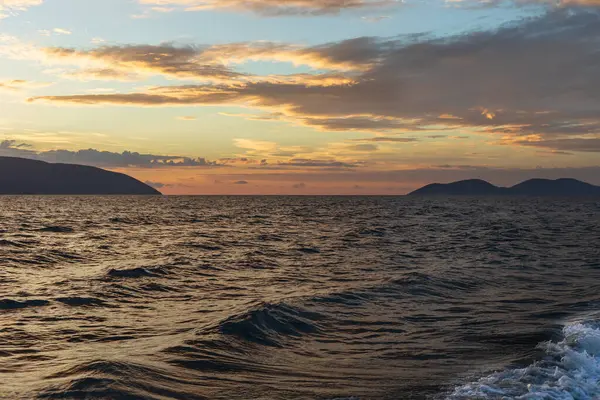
[448,321,600,399]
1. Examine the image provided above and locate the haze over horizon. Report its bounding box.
[1,0,600,194]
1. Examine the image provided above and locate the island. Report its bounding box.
[409,178,600,196]
[0,156,161,195]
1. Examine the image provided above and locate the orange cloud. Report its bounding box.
[26,10,600,154]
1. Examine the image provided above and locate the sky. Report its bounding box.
[0,0,599,194]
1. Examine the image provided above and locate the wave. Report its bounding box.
[358,227,387,237]
[309,272,481,305]
[38,360,207,400]
[108,217,135,224]
[218,302,324,347]
[0,299,50,310]
[0,239,28,248]
[1,251,83,267]
[38,226,74,233]
[447,320,600,399]
[386,272,481,299]
[182,242,223,251]
[107,266,169,279]
[56,297,108,307]
[297,247,321,254]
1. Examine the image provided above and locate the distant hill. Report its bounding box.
[409,179,506,196]
[0,157,161,195]
[409,178,600,196]
[508,178,600,196]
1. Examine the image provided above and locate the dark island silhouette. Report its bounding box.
[409,178,600,196]
[0,157,161,195]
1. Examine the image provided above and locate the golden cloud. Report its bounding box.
[26,9,600,153]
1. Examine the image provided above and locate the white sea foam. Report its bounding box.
[448,321,600,399]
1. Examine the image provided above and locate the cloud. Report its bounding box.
[232,138,315,160]
[346,143,379,151]
[0,40,375,85]
[23,38,383,84]
[219,156,268,165]
[41,44,245,83]
[276,158,362,168]
[53,28,72,35]
[0,139,220,168]
[137,0,397,16]
[198,37,382,71]
[362,15,391,22]
[353,137,418,142]
[215,154,364,169]
[513,137,600,152]
[144,180,170,188]
[60,68,141,81]
[292,182,307,189]
[29,9,600,152]
[0,79,52,91]
[177,115,197,120]
[233,180,249,184]
[0,0,42,18]
[0,139,32,149]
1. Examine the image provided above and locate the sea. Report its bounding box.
[1,196,600,400]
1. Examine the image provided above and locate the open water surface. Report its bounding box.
[1,196,600,399]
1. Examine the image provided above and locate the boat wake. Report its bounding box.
[448,319,600,399]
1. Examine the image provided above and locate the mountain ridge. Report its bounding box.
[409,178,600,196]
[0,156,161,195]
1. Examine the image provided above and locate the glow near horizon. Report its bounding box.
[1,0,599,194]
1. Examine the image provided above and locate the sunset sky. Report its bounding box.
[1,0,599,194]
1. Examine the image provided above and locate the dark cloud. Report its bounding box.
[292,182,307,189]
[514,138,600,152]
[233,180,249,184]
[0,139,219,168]
[0,140,32,149]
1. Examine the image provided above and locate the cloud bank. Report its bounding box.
[28,9,600,153]
[0,140,218,168]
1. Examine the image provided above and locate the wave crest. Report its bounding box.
[107,266,169,279]
[219,302,324,347]
[448,321,600,399]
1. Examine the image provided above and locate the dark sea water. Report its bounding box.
[1,196,600,400]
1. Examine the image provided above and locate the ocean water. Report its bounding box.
[1,196,600,400]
